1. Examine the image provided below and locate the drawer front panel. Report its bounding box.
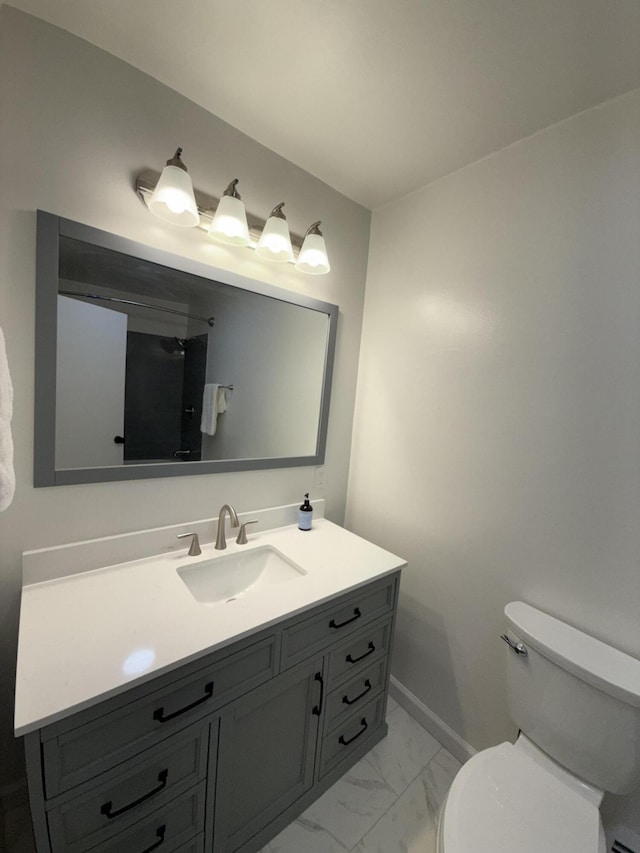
[327,617,392,688]
[47,722,210,853]
[44,635,276,796]
[84,784,206,853]
[324,658,387,733]
[319,695,386,778]
[282,576,396,669]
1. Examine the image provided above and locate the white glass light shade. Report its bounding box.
[295,232,330,275]
[208,194,250,246]
[256,216,293,263]
[148,165,199,227]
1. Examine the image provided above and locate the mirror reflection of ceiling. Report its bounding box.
[9,0,640,208]
[59,237,240,305]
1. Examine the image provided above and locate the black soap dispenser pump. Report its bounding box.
[298,493,313,531]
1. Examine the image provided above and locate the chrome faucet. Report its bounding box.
[215,504,239,550]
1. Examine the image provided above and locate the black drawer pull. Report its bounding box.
[153,681,214,723]
[100,769,168,819]
[342,679,372,706]
[329,607,361,629]
[339,717,368,746]
[141,824,166,853]
[346,642,375,664]
[312,672,324,716]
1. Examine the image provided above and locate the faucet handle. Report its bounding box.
[177,531,202,556]
[236,520,258,545]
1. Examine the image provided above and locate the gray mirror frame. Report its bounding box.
[34,210,338,486]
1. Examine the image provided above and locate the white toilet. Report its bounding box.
[437,601,640,853]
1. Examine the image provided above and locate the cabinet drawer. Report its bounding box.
[83,784,206,853]
[44,634,276,796]
[324,658,387,733]
[327,617,392,688]
[281,576,396,669]
[319,694,386,778]
[47,721,210,853]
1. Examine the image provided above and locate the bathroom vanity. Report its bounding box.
[15,509,405,853]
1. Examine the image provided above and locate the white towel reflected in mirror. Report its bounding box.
[200,383,228,436]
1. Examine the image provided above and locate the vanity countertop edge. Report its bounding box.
[15,517,406,738]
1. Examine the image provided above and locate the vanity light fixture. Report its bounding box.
[147,148,199,227]
[255,203,294,263]
[136,163,331,274]
[208,178,250,246]
[295,221,331,275]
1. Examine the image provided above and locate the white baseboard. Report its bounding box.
[389,675,476,765]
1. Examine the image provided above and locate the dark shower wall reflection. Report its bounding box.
[179,334,208,460]
[123,333,207,462]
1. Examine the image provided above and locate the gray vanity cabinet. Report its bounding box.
[46,721,211,853]
[24,572,400,853]
[213,659,323,853]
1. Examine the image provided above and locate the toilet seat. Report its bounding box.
[439,742,605,853]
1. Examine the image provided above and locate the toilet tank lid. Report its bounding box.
[505,602,640,708]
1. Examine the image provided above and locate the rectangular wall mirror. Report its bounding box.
[34,211,338,486]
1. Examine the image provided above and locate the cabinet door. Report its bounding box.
[214,660,322,853]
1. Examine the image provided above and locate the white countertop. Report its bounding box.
[15,518,405,736]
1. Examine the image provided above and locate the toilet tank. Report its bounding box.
[504,601,640,794]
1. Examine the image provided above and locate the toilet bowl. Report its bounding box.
[437,737,606,853]
[437,601,640,853]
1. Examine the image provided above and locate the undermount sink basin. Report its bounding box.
[177,545,306,604]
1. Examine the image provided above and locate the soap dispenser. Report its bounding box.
[298,493,313,531]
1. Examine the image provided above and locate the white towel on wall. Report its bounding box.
[200,384,228,436]
[0,328,15,512]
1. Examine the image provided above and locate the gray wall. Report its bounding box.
[346,89,640,829]
[0,7,370,787]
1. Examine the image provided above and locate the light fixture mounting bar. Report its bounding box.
[135,170,304,253]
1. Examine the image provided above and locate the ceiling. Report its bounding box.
[6,0,640,209]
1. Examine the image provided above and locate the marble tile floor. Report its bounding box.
[260,697,461,853]
[0,698,459,853]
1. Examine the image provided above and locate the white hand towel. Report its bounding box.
[201,384,230,435]
[0,328,15,512]
[200,383,219,435]
[216,387,227,415]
